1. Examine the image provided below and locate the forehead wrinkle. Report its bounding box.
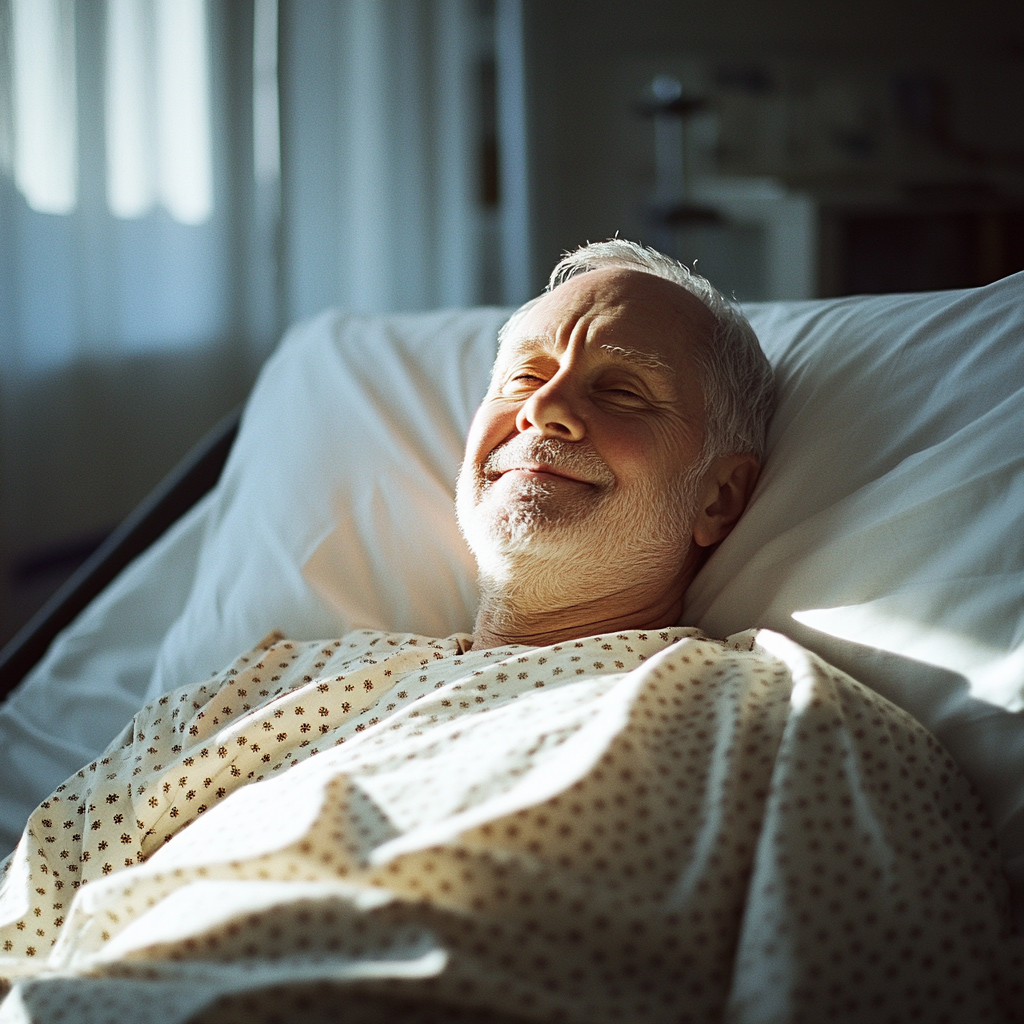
[498,332,549,363]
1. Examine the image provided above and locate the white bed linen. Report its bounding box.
[0,496,213,855]
[145,307,510,698]
[2,275,1022,922]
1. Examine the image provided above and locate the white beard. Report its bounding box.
[456,436,705,622]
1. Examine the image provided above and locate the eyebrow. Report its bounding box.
[598,343,672,374]
[495,336,680,400]
[501,336,672,375]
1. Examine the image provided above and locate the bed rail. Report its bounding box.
[0,408,241,702]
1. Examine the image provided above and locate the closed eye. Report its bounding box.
[502,372,546,393]
[599,386,650,406]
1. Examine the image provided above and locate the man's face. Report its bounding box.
[456,268,717,587]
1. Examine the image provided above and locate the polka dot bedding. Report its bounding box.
[1,628,1020,1022]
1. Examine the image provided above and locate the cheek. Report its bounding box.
[593,420,698,486]
[464,401,516,466]
[590,419,657,471]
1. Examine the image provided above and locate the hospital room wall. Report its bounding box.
[516,0,1024,302]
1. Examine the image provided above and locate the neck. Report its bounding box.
[469,553,699,650]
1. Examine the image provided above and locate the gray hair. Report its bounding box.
[499,239,775,464]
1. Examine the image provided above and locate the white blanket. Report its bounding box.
[1,628,1020,1022]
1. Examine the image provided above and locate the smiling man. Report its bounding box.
[457,240,771,649]
[1,242,1016,1023]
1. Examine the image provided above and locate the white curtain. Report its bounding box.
[279,0,478,321]
[0,0,504,646]
[0,0,260,372]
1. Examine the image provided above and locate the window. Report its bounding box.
[106,0,213,224]
[9,0,77,215]
[2,0,215,224]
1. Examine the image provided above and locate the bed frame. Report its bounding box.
[0,409,241,702]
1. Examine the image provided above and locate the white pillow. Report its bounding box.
[148,276,1024,909]
[147,307,508,698]
[690,277,1024,714]
[686,274,1024,909]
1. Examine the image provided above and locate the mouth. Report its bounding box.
[479,437,615,491]
[490,462,596,486]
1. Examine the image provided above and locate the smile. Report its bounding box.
[480,437,616,490]
[491,462,596,486]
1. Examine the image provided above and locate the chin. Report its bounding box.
[458,485,556,577]
[457,466,595,562]
[456,452,705,604]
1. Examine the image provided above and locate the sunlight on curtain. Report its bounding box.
[0,0,259,651]
[0,0,237,374]
[10,0,77,215]
[280,0,486,318]
[106,0,152,218]
[155,0,212,224]
[253,0,279,186]
[106,0,212,225]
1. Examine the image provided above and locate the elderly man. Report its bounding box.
[457,242,769,651]
[0,242,1016,1023]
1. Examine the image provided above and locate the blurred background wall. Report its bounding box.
[0,0,1021,648]
[522,0,1024,302]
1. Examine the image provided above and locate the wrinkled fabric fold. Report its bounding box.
[2,628,1020,1022]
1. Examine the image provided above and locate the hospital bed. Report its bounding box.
[0,275,1022,1009]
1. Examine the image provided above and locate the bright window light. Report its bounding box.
[11,0,78,215]
[105,0,213,225]
[106,0,156,218]
[155,0,213,224]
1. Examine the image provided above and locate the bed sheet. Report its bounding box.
[0,495,213,856]
[2,628,1020,1022]
[2,274,1023,933]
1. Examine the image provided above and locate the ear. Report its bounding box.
[691,453,761,548]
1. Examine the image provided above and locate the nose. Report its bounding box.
[515,374,586,440]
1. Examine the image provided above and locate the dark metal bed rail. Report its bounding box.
[0,407,241,702]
